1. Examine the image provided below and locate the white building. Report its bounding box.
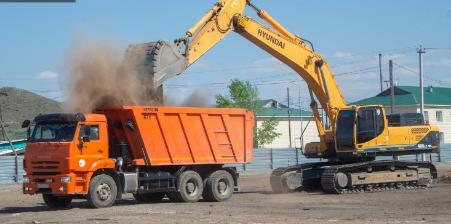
[354,86,451,144]
[256,99,319,149]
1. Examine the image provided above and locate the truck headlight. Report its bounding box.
[60,177,71,183]
[23,176,29,183]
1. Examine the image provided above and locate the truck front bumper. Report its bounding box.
[23,173,78,195]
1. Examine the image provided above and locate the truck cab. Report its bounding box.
[23,113,116,207]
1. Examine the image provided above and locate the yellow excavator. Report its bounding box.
[125,0,440,194]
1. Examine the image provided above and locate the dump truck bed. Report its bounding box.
[98,106,254,166]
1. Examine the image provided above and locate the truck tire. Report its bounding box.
[133,193,165,203]
[42,194,72,209]
[87,174,117,208]
[173,170,203,203]
[203,170,234,202]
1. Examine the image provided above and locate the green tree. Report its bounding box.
[215,79,280,148]
[255,117,281,147]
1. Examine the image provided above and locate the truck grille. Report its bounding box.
[31,161,61,176]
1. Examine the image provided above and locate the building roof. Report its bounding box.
[257,108,313,117]
[257,99,288,108]
[353,86,451,106]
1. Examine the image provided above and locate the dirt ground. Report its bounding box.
[1,163,451,224]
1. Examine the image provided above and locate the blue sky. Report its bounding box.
[1,0,451,108]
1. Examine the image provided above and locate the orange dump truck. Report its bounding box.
[22,106,254,208]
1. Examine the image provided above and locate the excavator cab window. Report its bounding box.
[357,107,384,143]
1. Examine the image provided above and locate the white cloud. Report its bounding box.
[333,52,353,59]
[36,70,59,80]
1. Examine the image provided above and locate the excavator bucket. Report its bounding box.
[123,40,189,103]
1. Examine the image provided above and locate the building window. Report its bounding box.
[439,132,445,144]
[424,111,429,123]
[436,111,443,122]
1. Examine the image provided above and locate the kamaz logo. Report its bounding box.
[258,29,285,49]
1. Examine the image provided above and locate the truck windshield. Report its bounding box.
[30,122,77,142]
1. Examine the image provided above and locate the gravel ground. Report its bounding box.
[1,163,451,224]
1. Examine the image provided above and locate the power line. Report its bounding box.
[392,62,451,85]
[424,47,451,51]
[342,46,416,57]
[166,65,380,89]
[334,66,380,76]
[175,46,418,76]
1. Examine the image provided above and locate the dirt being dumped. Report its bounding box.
[61,39,213,113]
[61,40,159,113]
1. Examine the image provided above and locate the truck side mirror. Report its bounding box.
[22,120,30,128]
[78,125,91,144]
[81,136,90,143]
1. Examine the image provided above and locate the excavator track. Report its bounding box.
[271,161,437,194]
[320,161,437,194]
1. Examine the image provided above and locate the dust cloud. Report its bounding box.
[61,39,213,113]
[182,90,213,107]
[61,40,159,113]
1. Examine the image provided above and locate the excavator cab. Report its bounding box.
[336,106,385,152]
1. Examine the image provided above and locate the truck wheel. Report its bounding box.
[173,170,203,203]
[203,170,234,202]
[42,194,72,209]
[133,193,165,203]
[87,174,117,208]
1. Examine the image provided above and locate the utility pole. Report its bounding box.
[418,46,426,116]
[379,54,384,92]
[287,88,292,149]
[298,88,303,149]
[296,88,302,165]
[389,60,395,114]
[417,45,426,162]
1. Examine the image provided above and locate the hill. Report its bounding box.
[0,87,62,140]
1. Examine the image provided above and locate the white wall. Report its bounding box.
[256,117,320,149]
[423,107,451,144]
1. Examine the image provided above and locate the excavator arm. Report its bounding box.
[127,0,347,150]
